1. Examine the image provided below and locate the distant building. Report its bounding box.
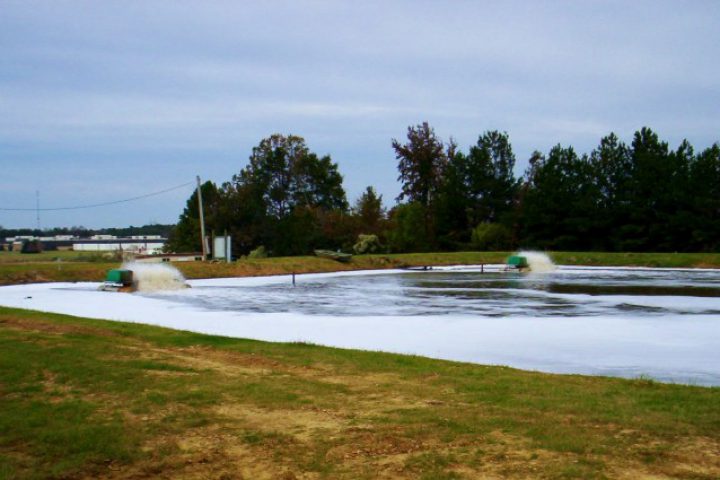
[72,238,166,254]
[1,235,167,254]
[46,235,75,241]
[5,235,79,251]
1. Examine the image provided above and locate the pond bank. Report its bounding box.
[2,250,720,286]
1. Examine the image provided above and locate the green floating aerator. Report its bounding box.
[506,255,529,269]
[105,269,133,286]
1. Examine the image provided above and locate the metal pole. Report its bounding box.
[224,229,231,263]
[36,191,40,232]
[196,176,207,260]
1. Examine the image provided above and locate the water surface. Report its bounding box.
[153,266,720,318]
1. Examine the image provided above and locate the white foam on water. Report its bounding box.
[122,262,188,292]
[517,251,557,273]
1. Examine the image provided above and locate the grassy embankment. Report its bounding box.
[1,307,719,479]
[1,250,720,286]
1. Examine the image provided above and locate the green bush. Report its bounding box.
[471,223,512,251]
[248,245,268,259]
[353,234,381,254]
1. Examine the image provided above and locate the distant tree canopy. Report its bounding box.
[226,134,349,256]
[393,122,448,209]
[465,130,518,225]
[236,134,348,219]
[514,127,720,252]
[434,131,520,249]
[166,126,720,257]
[353,186,386,234]
[519,144,597,250]
[168,134,358,256]
[392,122,454,248]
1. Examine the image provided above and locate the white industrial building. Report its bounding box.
[72,238,166,254]
[3,235,167,254]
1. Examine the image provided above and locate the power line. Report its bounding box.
[0,181,194,211]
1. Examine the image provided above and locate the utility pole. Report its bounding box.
[196,176,207,260]
[36,191,41,232]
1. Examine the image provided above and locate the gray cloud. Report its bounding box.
[1,0,719,228]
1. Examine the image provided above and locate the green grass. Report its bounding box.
[1,307,719,479]
[549,251,720,268]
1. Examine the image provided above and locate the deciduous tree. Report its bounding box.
[230,134,348,255]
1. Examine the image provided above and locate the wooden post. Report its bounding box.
[196,176,207,260]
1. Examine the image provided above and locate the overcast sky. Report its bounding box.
[1,0,719,229]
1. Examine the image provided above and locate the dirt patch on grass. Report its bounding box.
[40,369,75,402]
[177,346,288,373]
[120,426,309,480]
[629,436,720,479]
[216,404,347,442]
[325,429,427,460]
[575,435,720,480]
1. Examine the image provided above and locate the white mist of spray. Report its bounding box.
[516,251,557,273]
[121,262,188,292]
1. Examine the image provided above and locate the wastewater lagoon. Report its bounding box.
[151,266,720,318]
[1,265,719,385]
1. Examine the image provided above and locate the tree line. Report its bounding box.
[0,224,174,240]
[166,125,720,255]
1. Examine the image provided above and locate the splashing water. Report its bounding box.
[516,251,557,273]
[121,262,189,292]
